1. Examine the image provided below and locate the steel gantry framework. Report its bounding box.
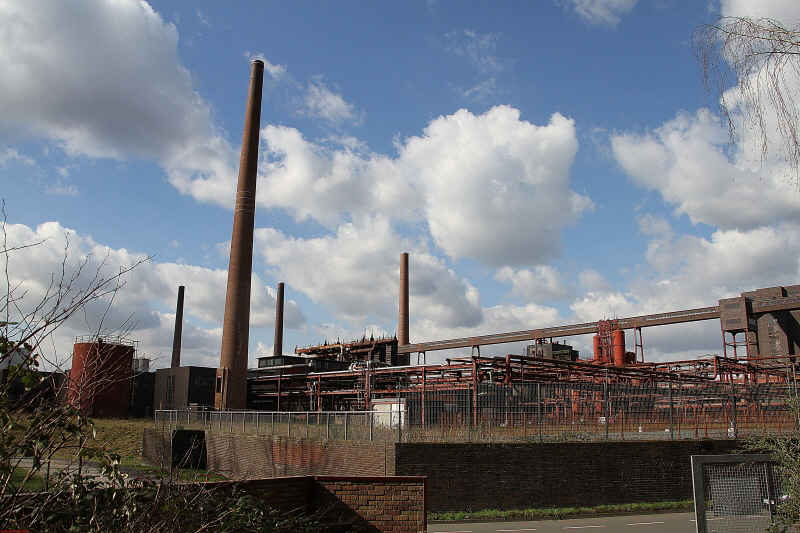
[243,285,800,440]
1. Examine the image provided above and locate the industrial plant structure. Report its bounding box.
[119,63,794,442]
[243,284,800,411]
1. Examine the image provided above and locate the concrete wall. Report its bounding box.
[142,428,170,468]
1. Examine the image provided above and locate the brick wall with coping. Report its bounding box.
[201,476,426,533]
[143,430,739,512]
[203,433,395,478]
[393,440,740,511]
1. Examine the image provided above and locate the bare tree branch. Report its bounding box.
[694,16,800,183]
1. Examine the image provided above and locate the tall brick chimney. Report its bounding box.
[273,282,284,357]
[216,60,264,410]
[399,252,409,346]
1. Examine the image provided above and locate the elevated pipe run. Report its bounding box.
[217,60,264,410]
[398,306,721,354]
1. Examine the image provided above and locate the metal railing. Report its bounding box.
[155,381,798,443]
[155,410,406,442]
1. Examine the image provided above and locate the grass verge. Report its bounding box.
[10,467,46,492]
[428,500,694,521]
[49,417,153,463]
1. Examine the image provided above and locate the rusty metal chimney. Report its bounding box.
[273,282,284,357]
[399,252,409,346]
[171,285,185,368]
[216,60,264,410]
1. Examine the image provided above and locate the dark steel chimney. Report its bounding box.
[273,282,284,357]
[399,252,409,346]
[171,285,185,368]
[216,60,264,410]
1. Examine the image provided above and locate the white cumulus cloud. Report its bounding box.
[401,106,590,266]
[0,0,240,207]
[560,0,637,28]
[612,110,800,230]
[1,220,304,370]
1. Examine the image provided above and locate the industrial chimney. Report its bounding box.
[216,60,264,410]
[171,285,185,368]
[399,252,409,346]
[273,282,284,357]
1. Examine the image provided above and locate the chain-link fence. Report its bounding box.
[400,381,797,442]
[155,380,797,443]
[154,410,405,442]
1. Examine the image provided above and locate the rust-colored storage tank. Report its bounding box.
[592,334,601,363]
[67,338,135,418]
[612,329,626,366]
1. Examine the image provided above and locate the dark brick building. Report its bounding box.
[154,366,216,410]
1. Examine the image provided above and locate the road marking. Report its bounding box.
[563,527,606,529]
[497,529,537,532]
[627,522,664,526]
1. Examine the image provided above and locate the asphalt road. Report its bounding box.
[428,512,697,533]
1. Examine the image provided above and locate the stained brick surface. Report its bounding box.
[393,440,740,511]
[144,430,740,513]
[204,434,395,477]
[202,476,426,533]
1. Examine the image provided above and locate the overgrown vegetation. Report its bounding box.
[5,456,353,532]
[741,396,800,532]
[0,208,360,532]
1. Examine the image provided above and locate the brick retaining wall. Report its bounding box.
[314,477,426,532]
[393,440,740,511]
[143,430,740,512]
[204,434,395,477]
[203,476,426,533]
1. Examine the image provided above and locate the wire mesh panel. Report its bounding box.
[692,454,782,533]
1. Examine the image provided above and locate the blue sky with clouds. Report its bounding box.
[3,0,800,371]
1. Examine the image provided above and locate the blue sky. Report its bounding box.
[2,0,800,371]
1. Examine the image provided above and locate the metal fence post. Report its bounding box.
[398,405,402,443]
[306,412,309,438]
[603,373,609,441]
[730,381,738,438]
[344,412,348,440]
[669,381,674,440]
[465,384,470,443]
[327,412,330,439]
[537,382,542,442]
[369,411,373,441]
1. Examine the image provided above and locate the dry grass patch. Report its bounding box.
[51,418,153,462]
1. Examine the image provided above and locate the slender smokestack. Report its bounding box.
[273,282,284,357]
[399,252,409,346]
[171,285,185,368]
[216,60,264,410]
